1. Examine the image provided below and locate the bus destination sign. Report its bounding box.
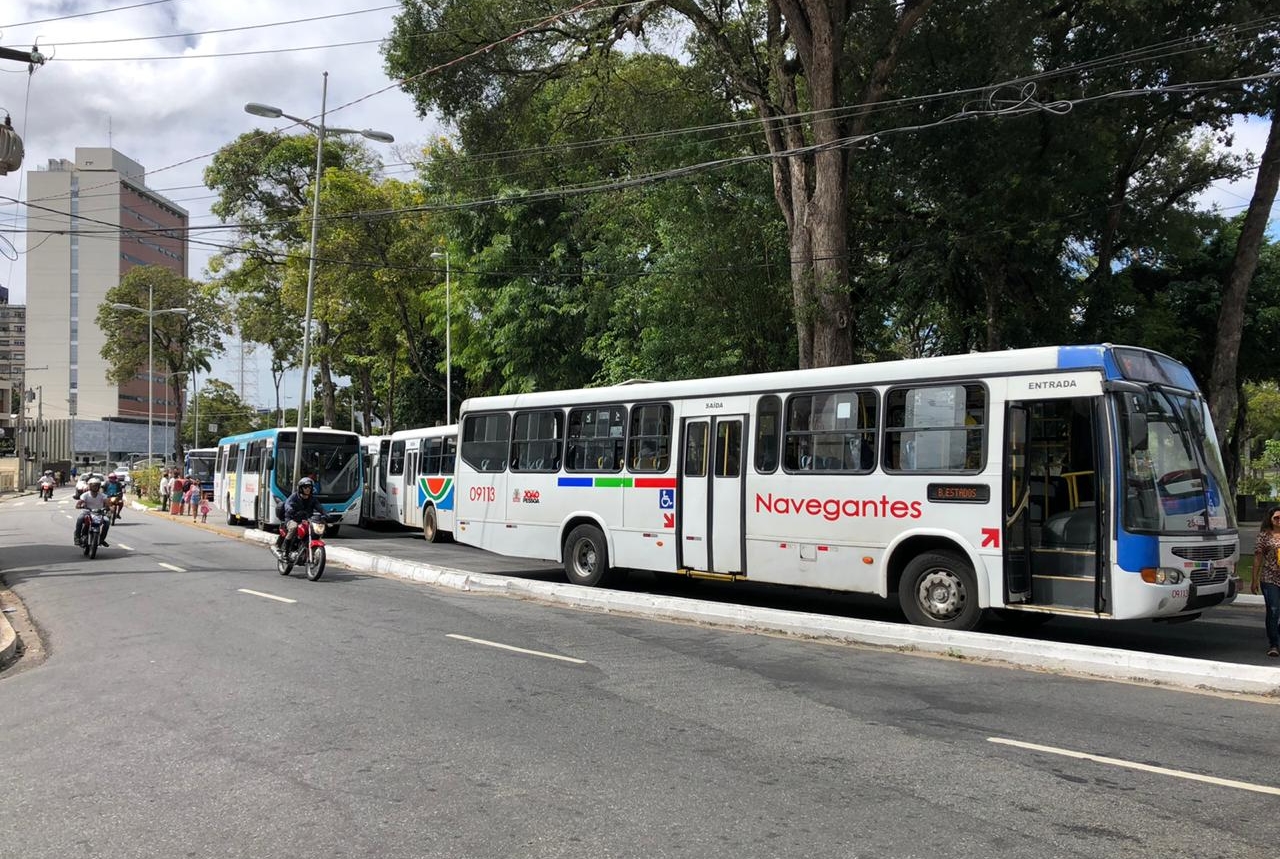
[927,483,990,504]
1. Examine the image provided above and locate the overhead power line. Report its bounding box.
[1,0,180,29]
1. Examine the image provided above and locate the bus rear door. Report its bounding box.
[679,414,745,575]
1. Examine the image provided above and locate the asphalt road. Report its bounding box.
[1,491,1277,859]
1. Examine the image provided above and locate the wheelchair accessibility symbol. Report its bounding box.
[659,489,675,510]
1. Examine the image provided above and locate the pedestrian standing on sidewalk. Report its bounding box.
[1251,505,1280,658]
[159,470,172,508]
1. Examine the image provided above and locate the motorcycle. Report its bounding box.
[77,508,109,559]
[276,514,328,581]
[39,480,55,501]
[107,493,125,524]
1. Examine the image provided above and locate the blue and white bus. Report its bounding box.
[214,427,363,535]
[184,447,218,499]
[453,344,1239,630]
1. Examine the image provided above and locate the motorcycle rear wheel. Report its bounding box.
[305,546,326,581]
[277,547,294,576]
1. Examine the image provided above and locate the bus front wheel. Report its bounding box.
[564,524,610,587]
[899,551,983,630]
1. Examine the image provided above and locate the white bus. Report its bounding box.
[452,345,1239,630]
[372,425,458,542]
[214,427,363,534]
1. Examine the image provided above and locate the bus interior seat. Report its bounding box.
[1043,506,1097,550]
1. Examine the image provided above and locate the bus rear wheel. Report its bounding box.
[564,524,611,587]
[899,551,983,630]
[423,506,440,543]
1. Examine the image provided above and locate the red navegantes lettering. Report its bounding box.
[754,492,923,522]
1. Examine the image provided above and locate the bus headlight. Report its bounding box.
[1140,568,1184,585]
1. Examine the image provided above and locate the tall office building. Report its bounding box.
[25,148,188,426]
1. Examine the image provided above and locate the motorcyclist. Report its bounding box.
[275,477,322,557]
[74,477,110,548]
[39,470,55,499]
[104,472,125,519]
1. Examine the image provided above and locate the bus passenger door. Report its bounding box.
[679,416,744,574]
[1004,405,1032,604]
[404,447,420,527]
[1003,395,1104,613]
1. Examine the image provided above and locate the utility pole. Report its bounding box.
[0,45,44,67]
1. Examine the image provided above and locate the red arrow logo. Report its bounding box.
[981,528,1000,548]
[663,513,675,529]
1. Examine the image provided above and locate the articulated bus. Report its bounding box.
[452,345,1238,630]
[184,447,218,499]
[362,426,458,541]
[214,427,363,535]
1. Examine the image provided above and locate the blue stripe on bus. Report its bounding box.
[1056,345,1114,377]
[1115,529,1159,571]
[557,477,594,487]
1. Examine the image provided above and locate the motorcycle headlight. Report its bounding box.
[312,521,326,535]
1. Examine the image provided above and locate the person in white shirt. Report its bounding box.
[159,470,172,505]
[74,478,111,547]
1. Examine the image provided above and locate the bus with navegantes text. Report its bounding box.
[452,344,1238,630]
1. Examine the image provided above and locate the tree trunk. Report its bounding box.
[171,378,186,465]
[317,321,338,427]
[1208,91,1280,454]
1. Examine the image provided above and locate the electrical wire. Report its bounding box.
[1,0,180,29]
[38,5,400,46]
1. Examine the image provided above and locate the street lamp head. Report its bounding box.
[360,129,395,144]
[245,102,283,119]
[110,302,142,312]
[161,307,190,316]
[430,251,445,260]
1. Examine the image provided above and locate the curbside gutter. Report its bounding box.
[237,528,1280,697]
[0,607,15,665]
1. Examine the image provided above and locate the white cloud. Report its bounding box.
[0,1,440,403]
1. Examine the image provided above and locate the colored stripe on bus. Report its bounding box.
[556,476,676,489]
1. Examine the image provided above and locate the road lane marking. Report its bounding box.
[13,502,23,506]
[238,588,296,604]
[158,562,186,573]
[988,737,1280,796]
[446,633,586,665]
[64,515,74,520]
[116,543,133,551]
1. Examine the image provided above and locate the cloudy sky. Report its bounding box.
[0,0,439,409]
[0,1,1274,408]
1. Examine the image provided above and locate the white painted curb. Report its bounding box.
[0,609,16,664]
[239,528,1280,697]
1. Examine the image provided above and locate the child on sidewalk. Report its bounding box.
[185,481,200,520]
[198,495,211,523]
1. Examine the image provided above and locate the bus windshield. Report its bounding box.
[1116,388,1235,534]
[274,435,361,500]
[187,453,215,483]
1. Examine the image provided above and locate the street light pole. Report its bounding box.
[111,292,188,469]
[430,249,451,425]
[244,74,393,487]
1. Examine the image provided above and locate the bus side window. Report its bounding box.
[755,395,781,473]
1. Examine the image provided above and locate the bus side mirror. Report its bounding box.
[1127,413,1148,450]
[265,455,274,470]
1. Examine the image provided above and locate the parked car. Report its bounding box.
[73,472,107,499]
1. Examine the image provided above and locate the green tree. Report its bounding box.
[181,379,261,448]
[385,0,934,369]
[95,266,226,463]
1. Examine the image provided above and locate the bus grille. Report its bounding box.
[1171,545,1235,562]
[1189,568,1228,586]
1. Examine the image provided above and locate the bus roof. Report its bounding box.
[216,427,361,447]
[459,344,1195,413]
[387,424,457,443]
